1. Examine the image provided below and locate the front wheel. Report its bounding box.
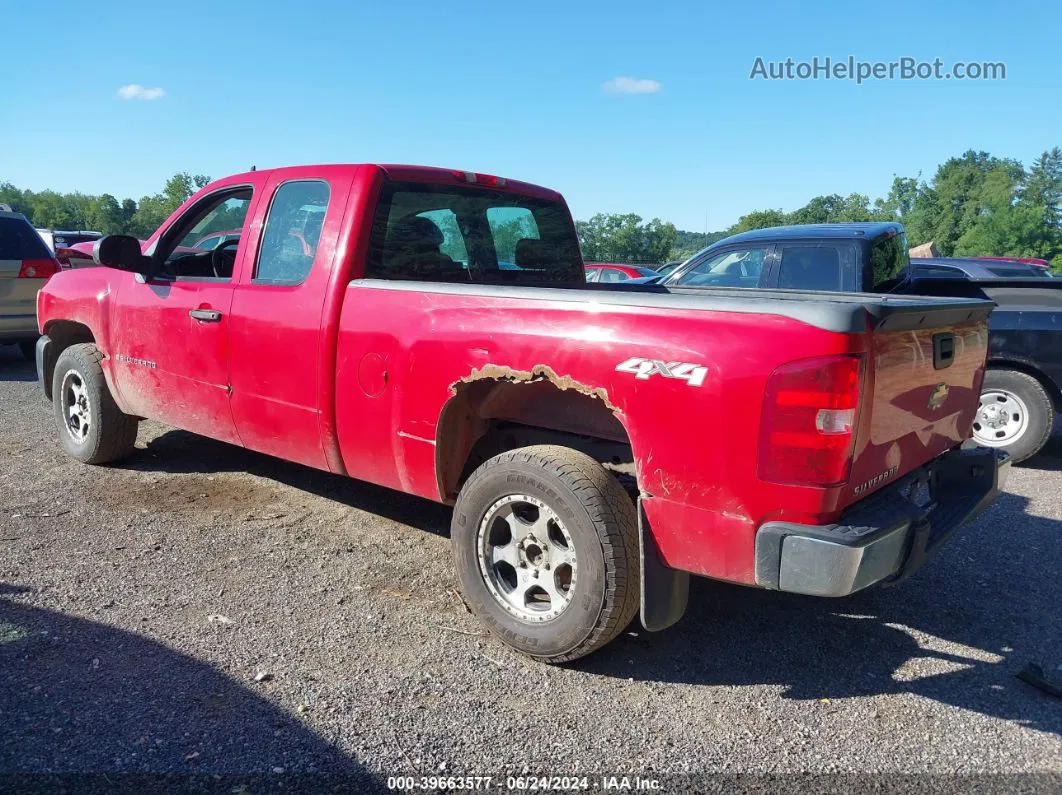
[51,343,138,464]
[451,445,639,663]
[972,369,1054,463]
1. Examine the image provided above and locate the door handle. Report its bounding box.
[189,309,222,322]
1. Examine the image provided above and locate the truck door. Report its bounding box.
[227,172,351,470]
[109,182,264,444]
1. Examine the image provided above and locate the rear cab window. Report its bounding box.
[0,216,53,261]
[365,182,583,285]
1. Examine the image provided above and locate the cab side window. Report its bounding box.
[158,189,253,281]
[672,247,768,287]
[254,180,330,284]
[776,242,859,292]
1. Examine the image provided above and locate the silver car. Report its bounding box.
[2,211,60,359]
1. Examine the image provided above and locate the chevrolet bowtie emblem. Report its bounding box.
[928,383,950,410]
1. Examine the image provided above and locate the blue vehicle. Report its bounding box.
[663,223,1062,462]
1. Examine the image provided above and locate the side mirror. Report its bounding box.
[93,235,149,274]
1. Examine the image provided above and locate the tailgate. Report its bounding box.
[0,259,39,314]
[845,305,991,505]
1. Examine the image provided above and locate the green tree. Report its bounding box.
[1021,147,1062,224]
[27,191,77,229]
[873,176,921,219]
[921,151,1024,255]
[730,208,787,233]
[789,194,843,224]
[576,213,676,263]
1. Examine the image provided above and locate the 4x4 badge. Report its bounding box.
[615,357,708,387]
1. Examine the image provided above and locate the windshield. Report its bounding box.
[365,182,583,285]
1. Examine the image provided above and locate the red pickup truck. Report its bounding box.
[35,164,1007,662]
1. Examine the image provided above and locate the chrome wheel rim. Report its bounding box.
[61,369,91,444]
[476,494,578,623]
[972,389,1029,446]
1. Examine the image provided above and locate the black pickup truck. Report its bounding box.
[660,223,1062,462]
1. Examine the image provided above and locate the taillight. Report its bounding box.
[758,354,864,487]
[18,258,62,279]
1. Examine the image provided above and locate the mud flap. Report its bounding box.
[35,335,53,401]
[638,500,689,632]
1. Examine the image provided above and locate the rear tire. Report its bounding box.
[51,343,138,464]
[973,369,1053,463]
[18,340,36,361]
[451,445,639,663]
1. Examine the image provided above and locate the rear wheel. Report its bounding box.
[451,445,639,663]
[972,369,1053,463]
[51,343,138,464]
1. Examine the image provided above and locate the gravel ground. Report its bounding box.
[0,345,1059,791]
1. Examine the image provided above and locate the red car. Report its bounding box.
[585,262,660,282]
[34,164,1005,661]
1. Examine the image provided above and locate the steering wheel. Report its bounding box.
[211,238,240,278]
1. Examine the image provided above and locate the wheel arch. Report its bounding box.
[39,320,97,402]
[987,358,1062,410]
[435,373,635,503]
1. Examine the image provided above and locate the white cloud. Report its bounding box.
[117,84,166,101]
[602,76,662,95]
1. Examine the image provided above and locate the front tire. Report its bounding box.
[52,343,138,464]
[451,445,639,663]
[973,369,1054,463]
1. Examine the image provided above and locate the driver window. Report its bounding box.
[159,190,253,281]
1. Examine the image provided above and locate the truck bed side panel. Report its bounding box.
[334,282,860,584]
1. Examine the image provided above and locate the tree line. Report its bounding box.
[0,173,210,240]
[4,146,1060,269]
[581,146,1062,268]
[726,147,1062,268]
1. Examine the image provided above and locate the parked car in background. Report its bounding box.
[192,229,242,251]
[35,229,102,254]
[34,164,1005,662]
[912,257,1053,280]
[2,210,62,358]
[975,256,1053,270]
[56,241,103,269]
[665,223,1062,461]
[584,262,660,282]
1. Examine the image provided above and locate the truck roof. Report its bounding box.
[215,164,565,203]
[715,222,903,247]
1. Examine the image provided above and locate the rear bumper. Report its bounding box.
[755,446,1009,597]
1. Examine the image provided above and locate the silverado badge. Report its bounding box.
[928,383,949,410]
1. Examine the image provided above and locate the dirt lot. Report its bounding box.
[1,346,1060,790]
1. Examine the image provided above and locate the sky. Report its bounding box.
[1,0,1059,232]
